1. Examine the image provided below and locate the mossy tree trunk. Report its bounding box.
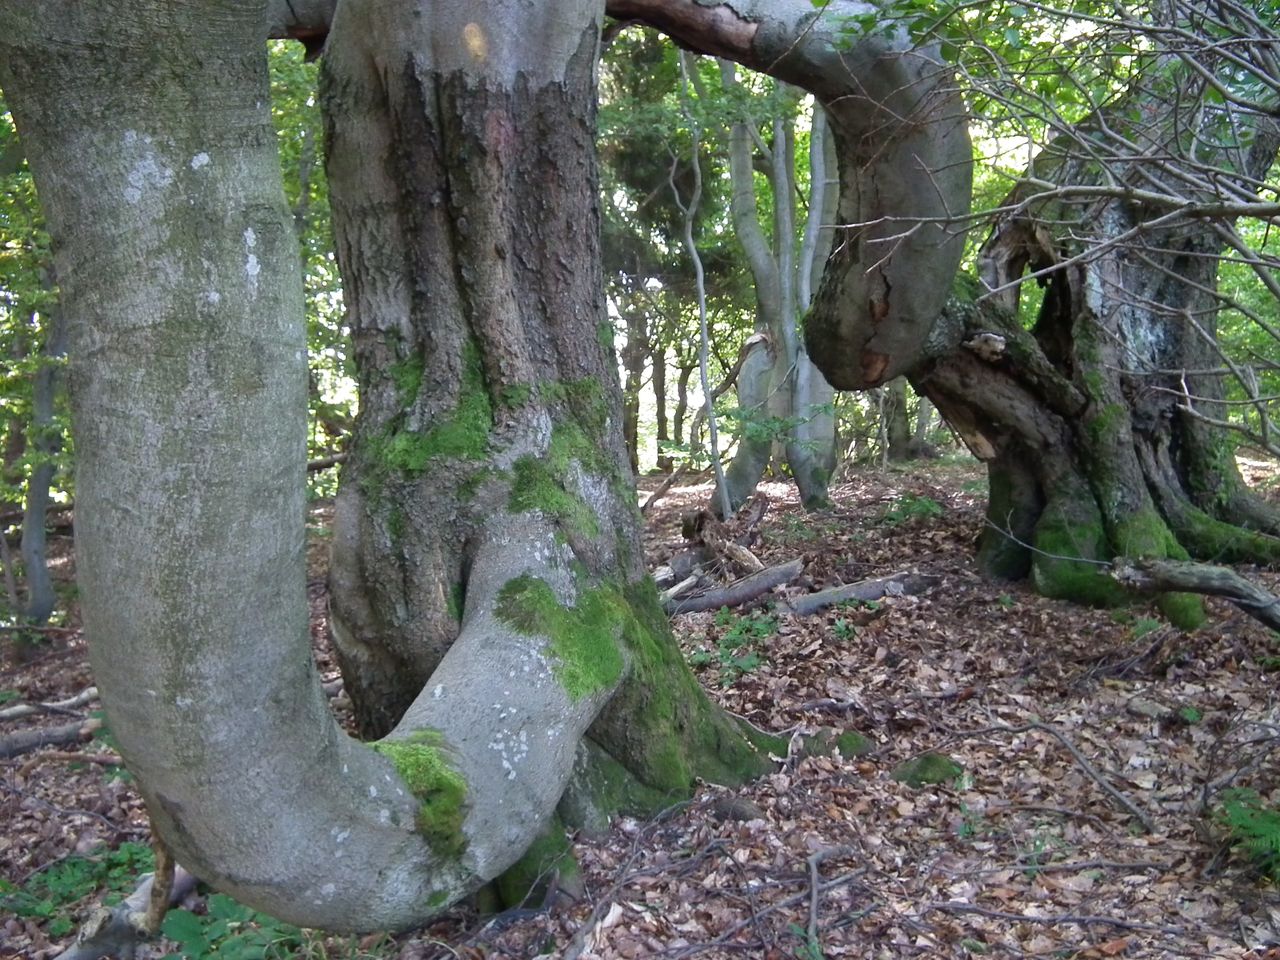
[912,105,1280,623]
[322,0,777,871]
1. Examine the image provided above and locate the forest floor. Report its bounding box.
[4,457,1280,959]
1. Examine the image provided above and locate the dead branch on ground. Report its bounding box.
[1112,557,1280,630]
[782,571,940,616]
[665,558,805,614]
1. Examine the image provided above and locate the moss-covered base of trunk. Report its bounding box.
[588,580,785,798]
[492,813,582,909]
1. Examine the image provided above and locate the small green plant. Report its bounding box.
[688,609,776,684]
[955,802,989,840]
[832,617,855,641]
[996,594,1015,609]
[787,922,826,960]
[881,493,944,525]
[0,842,154,937]
[1216,788,1280,880]
[1131,617,1163,640]
[1177,706,1202,725]
[162,893,302,960]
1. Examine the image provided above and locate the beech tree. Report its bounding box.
[904,0,1280,619]
[0,0,967,932]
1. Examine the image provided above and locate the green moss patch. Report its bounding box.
[893,753,963,788]
[495,575,626,701]
[371,732,469,859]
[1033,503,1128,607]
[372,342,494,479]
[509,455,600,538]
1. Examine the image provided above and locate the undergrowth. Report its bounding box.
[1216,788,1280,881]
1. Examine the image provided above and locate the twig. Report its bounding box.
[0,685,98,721]
[924,900,1185,935]
[940,721,1155,833]
[669,870,866,958]
[1013,859,1170,874]
[807,845,855,946]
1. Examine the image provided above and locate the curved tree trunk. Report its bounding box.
[321,0,777,890]
[0,0,471,931]
[606,0,971,392]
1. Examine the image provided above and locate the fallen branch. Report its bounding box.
[782,571,940,616]
[55,862,198,960]
[0,716,101,759]
[0,685,98,721]
[665,558,805,615]
[18,751,120,777]
[807,845,855,946]
[1112,557,1280,630]
[923,900,1184,936]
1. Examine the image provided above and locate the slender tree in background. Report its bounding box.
[713,66,839,514]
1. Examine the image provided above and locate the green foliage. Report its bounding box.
[0,842,153,937]
[881,494,944,525]
[1131,617,1163,640]
[831,617,855,641]
[688,608,775,685]
[1215,788,1280,881]
[161,893,302,960]
[787,921,827,960]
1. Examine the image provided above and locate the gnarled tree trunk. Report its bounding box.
[913,94,1280,622]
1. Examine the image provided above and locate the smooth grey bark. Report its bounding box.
[0,0,478,931]
[713,70,836,515]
